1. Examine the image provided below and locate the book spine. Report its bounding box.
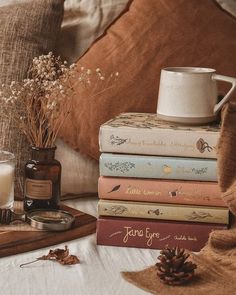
[99,126,218,158]
[100,153,217,181]
[98,177,224,207]
[97,217,228,252]
[98,200,229,224]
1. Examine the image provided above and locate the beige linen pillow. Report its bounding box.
[0,0,64,198]
[58,0,130,63]
[216,0,236,17]
[56,140,99,199]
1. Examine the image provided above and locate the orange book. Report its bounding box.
[98,176,225,207]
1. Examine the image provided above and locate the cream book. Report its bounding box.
[98,200,229,224]
[99,113,220,158]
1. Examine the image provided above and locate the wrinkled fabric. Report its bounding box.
[218,101,236,214]
[58,0,130,63]
[216,0,236,17]
[122,223,236,295]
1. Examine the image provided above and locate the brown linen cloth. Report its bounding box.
[218,101,236,215]
[122,226,236,295]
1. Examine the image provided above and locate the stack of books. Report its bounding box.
[96,113,229,251]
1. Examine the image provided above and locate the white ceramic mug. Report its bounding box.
[156,67,236,124]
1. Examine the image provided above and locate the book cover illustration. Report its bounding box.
[98,200,229,224]
[100,153,217,181]
[99,113,220,158]
[98,177,224,206]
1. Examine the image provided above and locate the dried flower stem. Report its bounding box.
[20,259,40,268]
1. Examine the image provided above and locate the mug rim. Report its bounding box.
[163,67,216,74]
[0,151,15,164]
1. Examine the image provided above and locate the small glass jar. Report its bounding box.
[24,146,61,212]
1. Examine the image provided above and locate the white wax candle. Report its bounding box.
[0,163,14,207]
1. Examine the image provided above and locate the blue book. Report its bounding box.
[99,153,217,181]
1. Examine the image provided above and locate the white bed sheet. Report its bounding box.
[0,197,160,295]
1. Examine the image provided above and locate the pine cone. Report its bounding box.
[156,247,197,286]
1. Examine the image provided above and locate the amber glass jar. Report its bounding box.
[24,146,61,212]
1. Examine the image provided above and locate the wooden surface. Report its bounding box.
[0,204,97,258]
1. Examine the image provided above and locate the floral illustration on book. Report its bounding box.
[104,205,128,215]
[191,167,208,175]
[107,185,121,193]
[105,113,219,131]
[104,161,135,173]
[168,188,181,198]
[110,135,128,145]
[196,138,213,153]
[148,209,163,216]
[185,211,213,221]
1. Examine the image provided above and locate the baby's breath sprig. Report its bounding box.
[0,52,119,148]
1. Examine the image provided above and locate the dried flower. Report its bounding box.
[0,52,119,148]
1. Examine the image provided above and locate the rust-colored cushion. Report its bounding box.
[60,0,236,160]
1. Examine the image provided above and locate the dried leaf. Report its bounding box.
[58,255,80,265]
[48,245,69,260]
[20,245,80,267]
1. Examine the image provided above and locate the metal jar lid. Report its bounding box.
[26,209,75,231]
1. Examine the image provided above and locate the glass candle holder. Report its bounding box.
[0,151,15,209]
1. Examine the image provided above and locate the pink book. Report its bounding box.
[98,176,225,207]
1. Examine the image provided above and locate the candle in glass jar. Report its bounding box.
[0,163,14,208]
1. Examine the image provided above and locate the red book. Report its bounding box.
[98,176,225,207]
[96,217,228,252]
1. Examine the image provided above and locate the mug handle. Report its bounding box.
[213,74,236,114]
